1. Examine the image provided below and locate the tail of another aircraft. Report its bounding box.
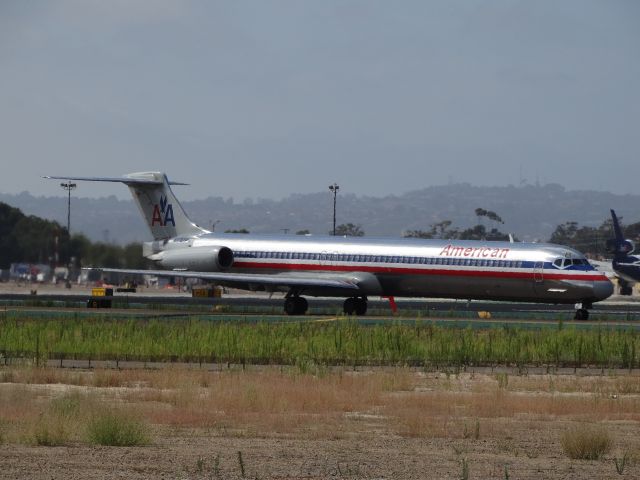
[44,172,208,240]
[606,209,635,257]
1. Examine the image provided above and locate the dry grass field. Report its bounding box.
[1,366,640,479]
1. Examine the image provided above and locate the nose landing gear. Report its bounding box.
[574,301,592,321]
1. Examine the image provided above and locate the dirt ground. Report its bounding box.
[1,368,640,479]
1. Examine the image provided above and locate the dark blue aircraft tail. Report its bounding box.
[606,209,635,257]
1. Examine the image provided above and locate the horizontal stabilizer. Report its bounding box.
[44,172,202,240]
[43,175,188,186]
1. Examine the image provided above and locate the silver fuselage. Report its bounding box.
[154,233,613,304]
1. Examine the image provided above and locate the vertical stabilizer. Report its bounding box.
[611,209,624,243]
[608,209,635,257]
[44,172,208,240]
[123,172,207,240]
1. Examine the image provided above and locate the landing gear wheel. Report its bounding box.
[343,298,356,315]
[297,297,308,315]
[574,308,589,321]
[343,297,368,316]
[354,298,367,316]
[284,297,308,315]
[620,285,633,296]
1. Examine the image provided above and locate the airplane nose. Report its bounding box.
[593,279,614,301]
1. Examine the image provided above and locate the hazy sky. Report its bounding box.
[1,1,638,201]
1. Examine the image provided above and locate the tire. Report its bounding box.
[574,309,589,321]
[343,298,356,315]
[284,297,298,315]
[297,297,308,315]
[284,297,308,315]
[354,298,368,316]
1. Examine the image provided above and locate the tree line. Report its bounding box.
[0,202,149,270]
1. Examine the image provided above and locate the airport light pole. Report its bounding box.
[329,183,339,236]
[60,182,77,234]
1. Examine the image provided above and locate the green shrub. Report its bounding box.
[561,425,612,460]
[86,411,150,446]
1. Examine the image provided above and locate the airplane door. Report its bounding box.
[320,251,329,267]
[533,261,544,283]
[320,251,338,268]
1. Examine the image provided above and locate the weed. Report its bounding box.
[561,424,612,460]
[237,450,246,477]
[496,372,509,389]
[31,412,71,446]
[196,457,205,473]
[463,419,480,440]
[460,458,469,480]
[614,451,629,475]
[212,454,221,478]
[504,465,509,479]
[452,444,465,456]
[86,410,150,446]
[29,393,84,446]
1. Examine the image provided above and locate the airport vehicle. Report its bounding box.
[607,209,640,295]
[45,172,613,319]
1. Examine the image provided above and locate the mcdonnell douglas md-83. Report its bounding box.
[45,172,613,320]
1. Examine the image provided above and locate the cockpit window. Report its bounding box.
[554,259,562,268]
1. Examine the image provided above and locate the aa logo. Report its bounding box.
[151,195,175,227]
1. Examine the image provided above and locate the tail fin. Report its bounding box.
[44,172,208,240]
[607,209,635,257]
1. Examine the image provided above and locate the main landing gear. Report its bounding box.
[284,295,308,315]
[343,297,367,316]
[574,302,592,321]
[283,294,369,316]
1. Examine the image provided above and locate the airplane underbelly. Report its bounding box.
[378,273,591,304]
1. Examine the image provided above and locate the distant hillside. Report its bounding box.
[1,184,638,244]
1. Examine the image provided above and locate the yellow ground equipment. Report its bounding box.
[87,287,113,308]
[191,286,222,298]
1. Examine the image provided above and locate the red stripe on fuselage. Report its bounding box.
[232,261,607,282]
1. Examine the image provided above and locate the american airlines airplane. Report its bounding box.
[45,172,613,320]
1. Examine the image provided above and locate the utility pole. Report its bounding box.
[60,182,76,286]
[60,182,77,234]
[329,183,339,236]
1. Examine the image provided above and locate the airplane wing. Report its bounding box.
[86,267,362,292]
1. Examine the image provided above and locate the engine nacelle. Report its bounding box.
[155,246,234,271]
